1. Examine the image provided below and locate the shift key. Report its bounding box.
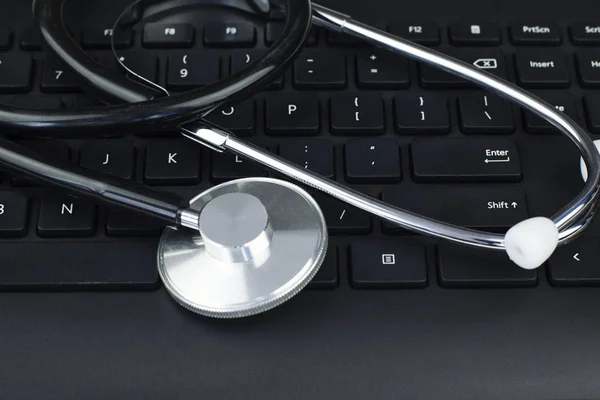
[411,138,522,182]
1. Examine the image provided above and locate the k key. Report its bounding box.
[144,141,201,185]
[278,139,335,178]
[38,192,97,238]
[330,93,385,135]
[79,143,135,179]
[458,94,514,134]
[167,51,220,90]
[394,94,450,135]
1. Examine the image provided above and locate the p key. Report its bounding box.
[266,94,319,135]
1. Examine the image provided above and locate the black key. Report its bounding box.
[356,50,409,89]
[344,138,401,183]
[81,27,133,49]
[204,22,255,47]
[411,138,522,182]
[548,238,600,286]
[310,192,371,234]
[144,141,201,185]
[143,23,194,48]
[449,23,501,46]
[265,22,317,46]
[571,23,600,45]
[585,94,600,134]
[206,100,255,136]
[382,186,527,234]
[230,50,282,89]
[79,143,135,180]
[11,141,70,186]
[113,52,158,84]
[41,58,81,93]
[576,52,600,87]
[167,51,220,91]
[515,51,570,88]
[265,94,319,135]
[211,151,267,183]
[106,208,164,237]
[510,23,562,45]
[438,244,537,287]
[394,93,450,135]
[293,50,346,89]
[0,241,158,289]
[19,27,42,50]
[350,240,427,288]
[419,49,507,88]
[307,246,338,289]
[0,54,32,93]
[0,27,11,50]
[388,23,440,45]
[37,193,97,238]
[458,93,514,134]
[10,95,62,110]
[330,93,385,135]
[523,92,577,134]
[0,192,30,238]
[278,139,334,178]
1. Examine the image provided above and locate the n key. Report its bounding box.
[394,94,450,135]
[330,94,385,135]
[0,54,32,93]
[38,193,97,238]
[145,141,201,185]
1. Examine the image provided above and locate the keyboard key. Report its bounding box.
[145,141,201,185]
[585,94,600,133]
[143,23,194,48]
[307,246,338,289]
[37,192,97,238]
[81,27,133,49]
[206,100,255,136]
[523,92,577,134]
[230,50,282,89]
[19,26,42,50]
[79,142,135,180]
[330,93,385,135]
[0,192,29,238]
[510,23,562,45]
[411,138,522,182]
[265,94,319,135]
[0,27,11,50]
[570,23,600,45]
[113,52,158,83]
[11,141,70,186]
[211,151,267,183]
[449,23,501,46]
[515,51,570,88]
[106,208,164,237]
[356,50,409,89]
[279,139,334,178]
[265,22,317,46]
[438,244,537,287]
[0,54,32,93]
[327,31,362,47]
[344,138,401,183]
[394,93,450,135]
[293,50,346,89]
[350,240,427,288]
[388,22,440,45]
[0,241,158,289]
[310,192,371,234]
[167,51,220,90]
[381,186,528,233]
[458,93,514,134]
[204,22,255,47]
[576,52,600,87]
[41,58,81,93]
[548,238,600,286]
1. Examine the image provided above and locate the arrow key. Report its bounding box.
[549,238,600,286]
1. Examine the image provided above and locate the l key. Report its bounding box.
[330,94,385,135]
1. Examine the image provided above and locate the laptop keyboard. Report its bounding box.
[0,8,599,291]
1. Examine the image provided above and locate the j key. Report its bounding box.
[356,50,409,89]
[0,54,32,93]
[106,208,164,237]
[510,23,562,45]
[211,151,267,183]
[293,50,346,89]
[0,192,29,238]
[523,92,576,134]
[411,138,522,182]
[419,49,507,88]
[41,58,81,93]
[206,100,255,136]
[230,50,282,89]
[11,140,70,186]
[515,51,570,88]
[311,192,371,234]
[394,93,450,135]
[79,143,135,180]
[330,93,385,135]
[266,94,319,135]
[585,94,600,133]
[278,139,334,178]
[265,22,317,46]
[548,238,600,286]
[438,244,537,287]
[81,27,133,49]
[344,138,401,183]
[204,22,255,47]
[449,22,501,46]
[381,186,527,233]
[37,192,97,238]
[0,28,11,50]
[167,51,220,90]
[458,93,514,134]
[144,141,201,185]
[307,247,338,289]
[388,22,440,45]
[350,240,427,288]
[571,23,600,45]
[143,23,194,48]
[19,26,42,50]
[113,52,158,83]
[576,52,600,87]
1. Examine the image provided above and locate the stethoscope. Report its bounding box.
[4,0,600,318]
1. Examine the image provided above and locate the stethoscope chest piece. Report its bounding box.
[157,177,328,318]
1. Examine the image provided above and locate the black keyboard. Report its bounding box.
[3,0,600,399]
